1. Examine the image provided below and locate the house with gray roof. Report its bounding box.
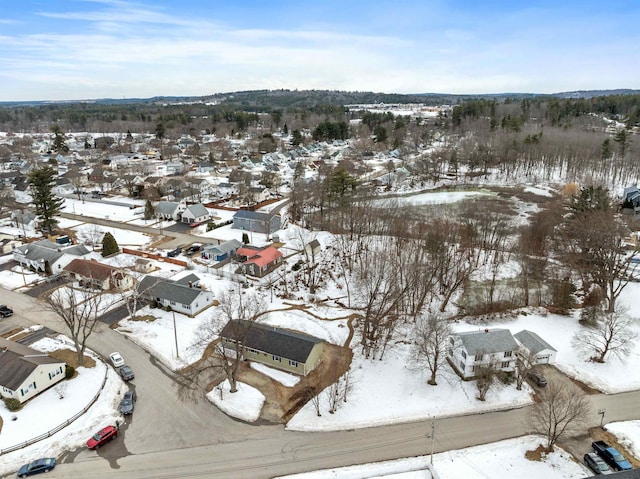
[232,210,281,235]
[220,320,325,376]
[13,239,90,275]
[448,328,519,379]
[514,330,557,365]
[180,203,210,224]
[137,273,213,316]
[201,239,243,261]
[0,338,66,404]
[155,200,186,221]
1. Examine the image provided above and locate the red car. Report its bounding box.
[86,425,118,449]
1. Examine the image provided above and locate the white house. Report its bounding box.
[180,203,210,224]
[155,200,186,221]
[137,273,214,316]
[13,239,91,275]
[0,338,66,404]
[448,328,519,380]
[514,330,557,365]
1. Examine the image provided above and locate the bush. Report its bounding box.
[65,365,75,379]
[165,305,172,312]
[101,232,120,257]
[3,397,22,412]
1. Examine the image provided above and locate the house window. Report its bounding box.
[170,300,176,306]
[448,348,453,357]
[272,355,281,362]
[475,353,483,361]
[449,337,454,346]
[504,351,512,358]
[501,361,510,368]
[288,360,298,367]
[461,350,467,359]
[183,304,190,309]
[459,361,465,371]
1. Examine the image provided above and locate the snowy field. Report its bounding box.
[275,436,590,479]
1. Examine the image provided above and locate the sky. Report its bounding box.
[0,1,639,102]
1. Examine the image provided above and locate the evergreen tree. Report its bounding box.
[242,232,250,244]
[101,232,119,257]
[291,129,303,146]
[601,138,611,160]
[614,128,631,157]
[144,199,155,220]
[28,166,64,233]
[50,125,69,153]
[282,123,289,135]
[373,125,388,143]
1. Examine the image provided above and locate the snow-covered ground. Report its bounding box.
[275,436,589,479]
[0,334,126,477]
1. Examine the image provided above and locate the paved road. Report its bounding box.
[59,212,219,250]
[2,286,640,478]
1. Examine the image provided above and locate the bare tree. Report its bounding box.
[412,313,452,386]
[572,308,638,363]
[526,378,591,449]
[185,289,265,393]
[474,363,496,401]
[47,284,113,366]
[514,348,538,391]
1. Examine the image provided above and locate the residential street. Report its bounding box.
[2,286,640,478]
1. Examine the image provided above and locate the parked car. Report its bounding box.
[119,365,135,381]
[185,244,201,255]
[167,247,182,258]
[0,304,13,317]
[17,457,56,477]
[584,452,614,475]
[528,371,547,387]
[86,425,118,450]
[109,352,125,368]
[119,390,136,415]
[592,440,633,471]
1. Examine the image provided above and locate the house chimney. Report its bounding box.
[484,328,489,333]
[188,281,192,288]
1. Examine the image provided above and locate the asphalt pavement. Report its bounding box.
[2,284,640,478]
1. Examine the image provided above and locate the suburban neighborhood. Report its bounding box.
[0,86,639,479]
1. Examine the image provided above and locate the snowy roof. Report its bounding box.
[233,210,277,221]
[155,201,180,215]
[455,329,519,355]
[220,320,323,362]
[137,275,204,304]
[203,239,242,255]
[514,330,557,354]
[184,203,209,217]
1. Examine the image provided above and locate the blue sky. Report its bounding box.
[1,0,639,101]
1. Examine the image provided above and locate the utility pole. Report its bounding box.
[430,416,435,465]
[172,311,179,358]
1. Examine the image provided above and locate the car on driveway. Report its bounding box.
[17,457,56,477]
[167,247,182,257]
[0,304,13,317]
[185,244,201,255]
[86,425,118,449]
[119,390,136,415]
[109,352,125,368]
[119,365,135,381]
[528,371,547,387]
[584,452,614,475]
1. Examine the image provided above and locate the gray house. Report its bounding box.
[155,201,186,221]
[181,203,210,224]
[201,239,243,261]
[232,210,281,235]
[448,328,519,379]
[137,273,213,316]
[220,320,325,376]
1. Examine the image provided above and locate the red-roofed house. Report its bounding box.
[63,258,135,291]
[235,245,283,278]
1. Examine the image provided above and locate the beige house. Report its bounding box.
[63,258,135,291]
[0,338,66,404]
[220,320,324,376]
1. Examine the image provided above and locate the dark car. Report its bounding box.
[167,247,182,258]
[528,371,547,387]
[584,452,614,475]
[185,245,201,255]
[17,458,56,477]
[118,390,136,415]
[86,425,118,449]
[119,365,135,381]
[0,305,13,317]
